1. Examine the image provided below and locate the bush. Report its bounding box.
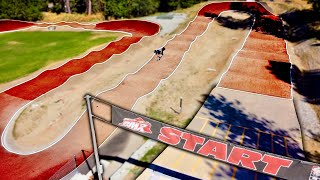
[158,0,204,12]
[0,0,43,21]
[104,0,159,19]
[308,0,320,12]
[104,0,204,19]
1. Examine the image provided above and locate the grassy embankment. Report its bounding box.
[0,31,119,83]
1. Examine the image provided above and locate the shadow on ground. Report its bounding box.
[291,65,320,104]
[201,94,304,179]
[202,94,305,159]
[99,155,200,180]
[216,13,254,30]
[207,2,320,42]
[232,2,320,42]
[280,9,320,42]
[211,163,281,180]
[266,60,291,84]
[198,1,320,176]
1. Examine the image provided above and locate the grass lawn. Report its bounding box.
[0,31,120,83]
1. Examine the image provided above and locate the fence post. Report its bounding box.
[85,95,103,180]
[179,97,183,114]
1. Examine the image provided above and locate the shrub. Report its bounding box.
[308,0,320,12]
[104,0,159,19]
[0,0,43,21]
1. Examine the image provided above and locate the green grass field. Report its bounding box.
[0,31,120,83]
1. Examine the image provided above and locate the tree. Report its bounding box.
[72,0,86,13]
[87,0,92,15]
[130,0,159,17]
[104,0,130,19]
[307,0,320,12]
[49,0,65,14]
[0,0,43,21]
[104,0,159,19]
[159,0,203,12]
[69,0,102,14]
[92,0,104,13]
[66,0,71,13]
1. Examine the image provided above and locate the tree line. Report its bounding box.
[0,0,319,21]
[0,0,205,21]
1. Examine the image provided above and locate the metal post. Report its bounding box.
[179,97,183,114]
[85,95,103,180]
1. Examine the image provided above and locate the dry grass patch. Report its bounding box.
[41,12,105,23]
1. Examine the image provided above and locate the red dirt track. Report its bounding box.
[0,20,35,32]
[219,26,292,98]
[0,2,293,179]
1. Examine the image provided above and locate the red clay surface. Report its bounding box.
[219,30,292,98]
[0,20,35,32]
[214,4,292,98]
[0,2,294,179]
[219,56,291,98]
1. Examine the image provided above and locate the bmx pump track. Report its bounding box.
[0,2,301,179]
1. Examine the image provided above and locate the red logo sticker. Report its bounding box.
[309,166,320,180]
[119,117,152,133]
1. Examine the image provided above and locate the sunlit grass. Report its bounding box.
[0,31,118,83]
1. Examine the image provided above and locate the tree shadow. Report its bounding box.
[203,2,320,42]
[266,60,291,84]
[229,2,273,17]
[308,130,320,143]
[231,2,284,38]
[99,155,201,180]
[201,93,305,179]
[253,15,284,39]
[305,151,320,163]
[280,9,320,42]
[291,65,320,104]
[311,43,320,46]
[202,94,305,160]
[213,163,281,180]
[229,2,320,42]
[216,13,254,30]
